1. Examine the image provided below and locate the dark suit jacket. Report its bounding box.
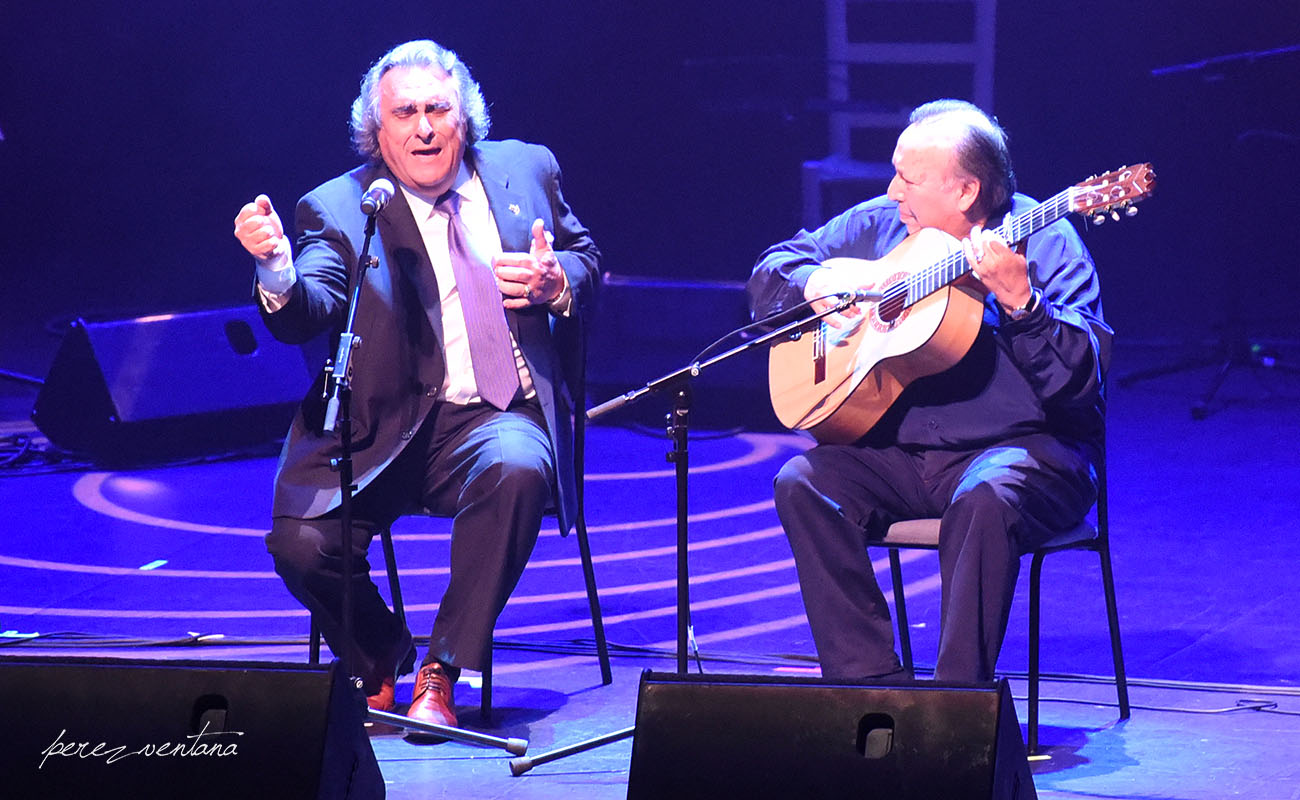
[260,140,601,533]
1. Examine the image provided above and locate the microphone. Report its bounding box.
[838,288,884,303]
[360,179,395,215]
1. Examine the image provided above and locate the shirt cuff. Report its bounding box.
[255,251,296,312]
[547,270,574,317]
[1001,288,1044,324]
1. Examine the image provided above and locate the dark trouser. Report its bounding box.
[265,400,553,694]
[773,433,1096,682]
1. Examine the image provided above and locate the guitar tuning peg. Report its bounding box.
[1110,209,1121,222]
[1125,205,1139,217]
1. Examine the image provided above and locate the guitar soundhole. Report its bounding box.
[877,292,906,324]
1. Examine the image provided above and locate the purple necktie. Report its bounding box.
[440,193,520,410]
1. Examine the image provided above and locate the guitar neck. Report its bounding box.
[901,187,1076,306]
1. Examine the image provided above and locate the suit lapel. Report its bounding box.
[468,145,537,338]
[470,144,533,252]
[372,167,446,341]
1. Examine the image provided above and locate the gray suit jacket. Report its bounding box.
[260,140,601,532]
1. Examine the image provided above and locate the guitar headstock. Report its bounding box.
[1072,163,1156,225]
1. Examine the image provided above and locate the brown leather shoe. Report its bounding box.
[362,677,404,735]
[367,677,396,713]
[404,663,458,742]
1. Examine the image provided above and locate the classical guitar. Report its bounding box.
[767,163,1156,444]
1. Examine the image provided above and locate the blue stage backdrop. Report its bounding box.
[1,0,1296,352]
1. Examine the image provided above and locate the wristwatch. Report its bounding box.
[1004,289,1040,321]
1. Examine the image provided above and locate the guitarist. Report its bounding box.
[748,99,1112,683]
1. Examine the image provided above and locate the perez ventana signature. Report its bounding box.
[39,722,243,769]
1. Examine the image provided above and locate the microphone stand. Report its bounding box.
[320,214,374,690]
[506,292,871,776]
[585,290,873,673]
[320,205,526,756]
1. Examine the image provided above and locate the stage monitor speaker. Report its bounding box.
[627,671,1036,800]
[0,656,383,799]
[31,306,312,461]
[586,274,780,431]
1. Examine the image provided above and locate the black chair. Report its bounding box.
[309,322,612,720]
[309,505,611,720]
[874,446,1129,754]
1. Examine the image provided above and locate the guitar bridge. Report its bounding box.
[813,323,826,385]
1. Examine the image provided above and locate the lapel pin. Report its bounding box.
[508,203,521,216]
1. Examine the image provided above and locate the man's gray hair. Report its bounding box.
[350,39,491,160]
[909,99,1016,219]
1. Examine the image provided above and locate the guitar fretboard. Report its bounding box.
[882,187,1076,308]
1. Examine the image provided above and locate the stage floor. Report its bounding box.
[3,336,1299,798]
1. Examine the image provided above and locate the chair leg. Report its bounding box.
[1028,551,1046,755]
[888,549,914,675]
[308,615,321,666]
[572,333,612,688]
[480,645,493,722]
[576,512,613,685]
[1097,543,1131,720]
[379,528,406,629]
